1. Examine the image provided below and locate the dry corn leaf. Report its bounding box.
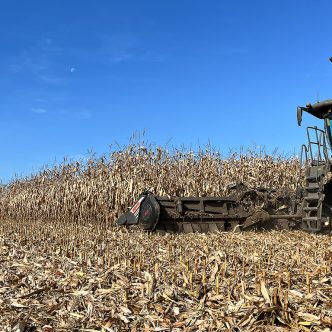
[260,280,271,304]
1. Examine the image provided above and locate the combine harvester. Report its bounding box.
[117,65,332,234]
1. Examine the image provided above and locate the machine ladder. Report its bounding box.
[300,127,330,232]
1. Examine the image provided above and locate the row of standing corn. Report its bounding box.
[0,145,300,223]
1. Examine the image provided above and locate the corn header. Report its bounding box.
[117,66,332,234]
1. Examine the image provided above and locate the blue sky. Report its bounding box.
[1,0,332,181]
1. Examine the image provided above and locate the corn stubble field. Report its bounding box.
[1,145,332,331]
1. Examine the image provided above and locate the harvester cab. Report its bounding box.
[297,99,332,150]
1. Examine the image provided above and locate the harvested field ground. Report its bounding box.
[1,221,332,331]
[0,147,331,331]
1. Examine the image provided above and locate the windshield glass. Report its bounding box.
[325,117,332,149]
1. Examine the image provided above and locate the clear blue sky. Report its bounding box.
[1,0,332,181]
